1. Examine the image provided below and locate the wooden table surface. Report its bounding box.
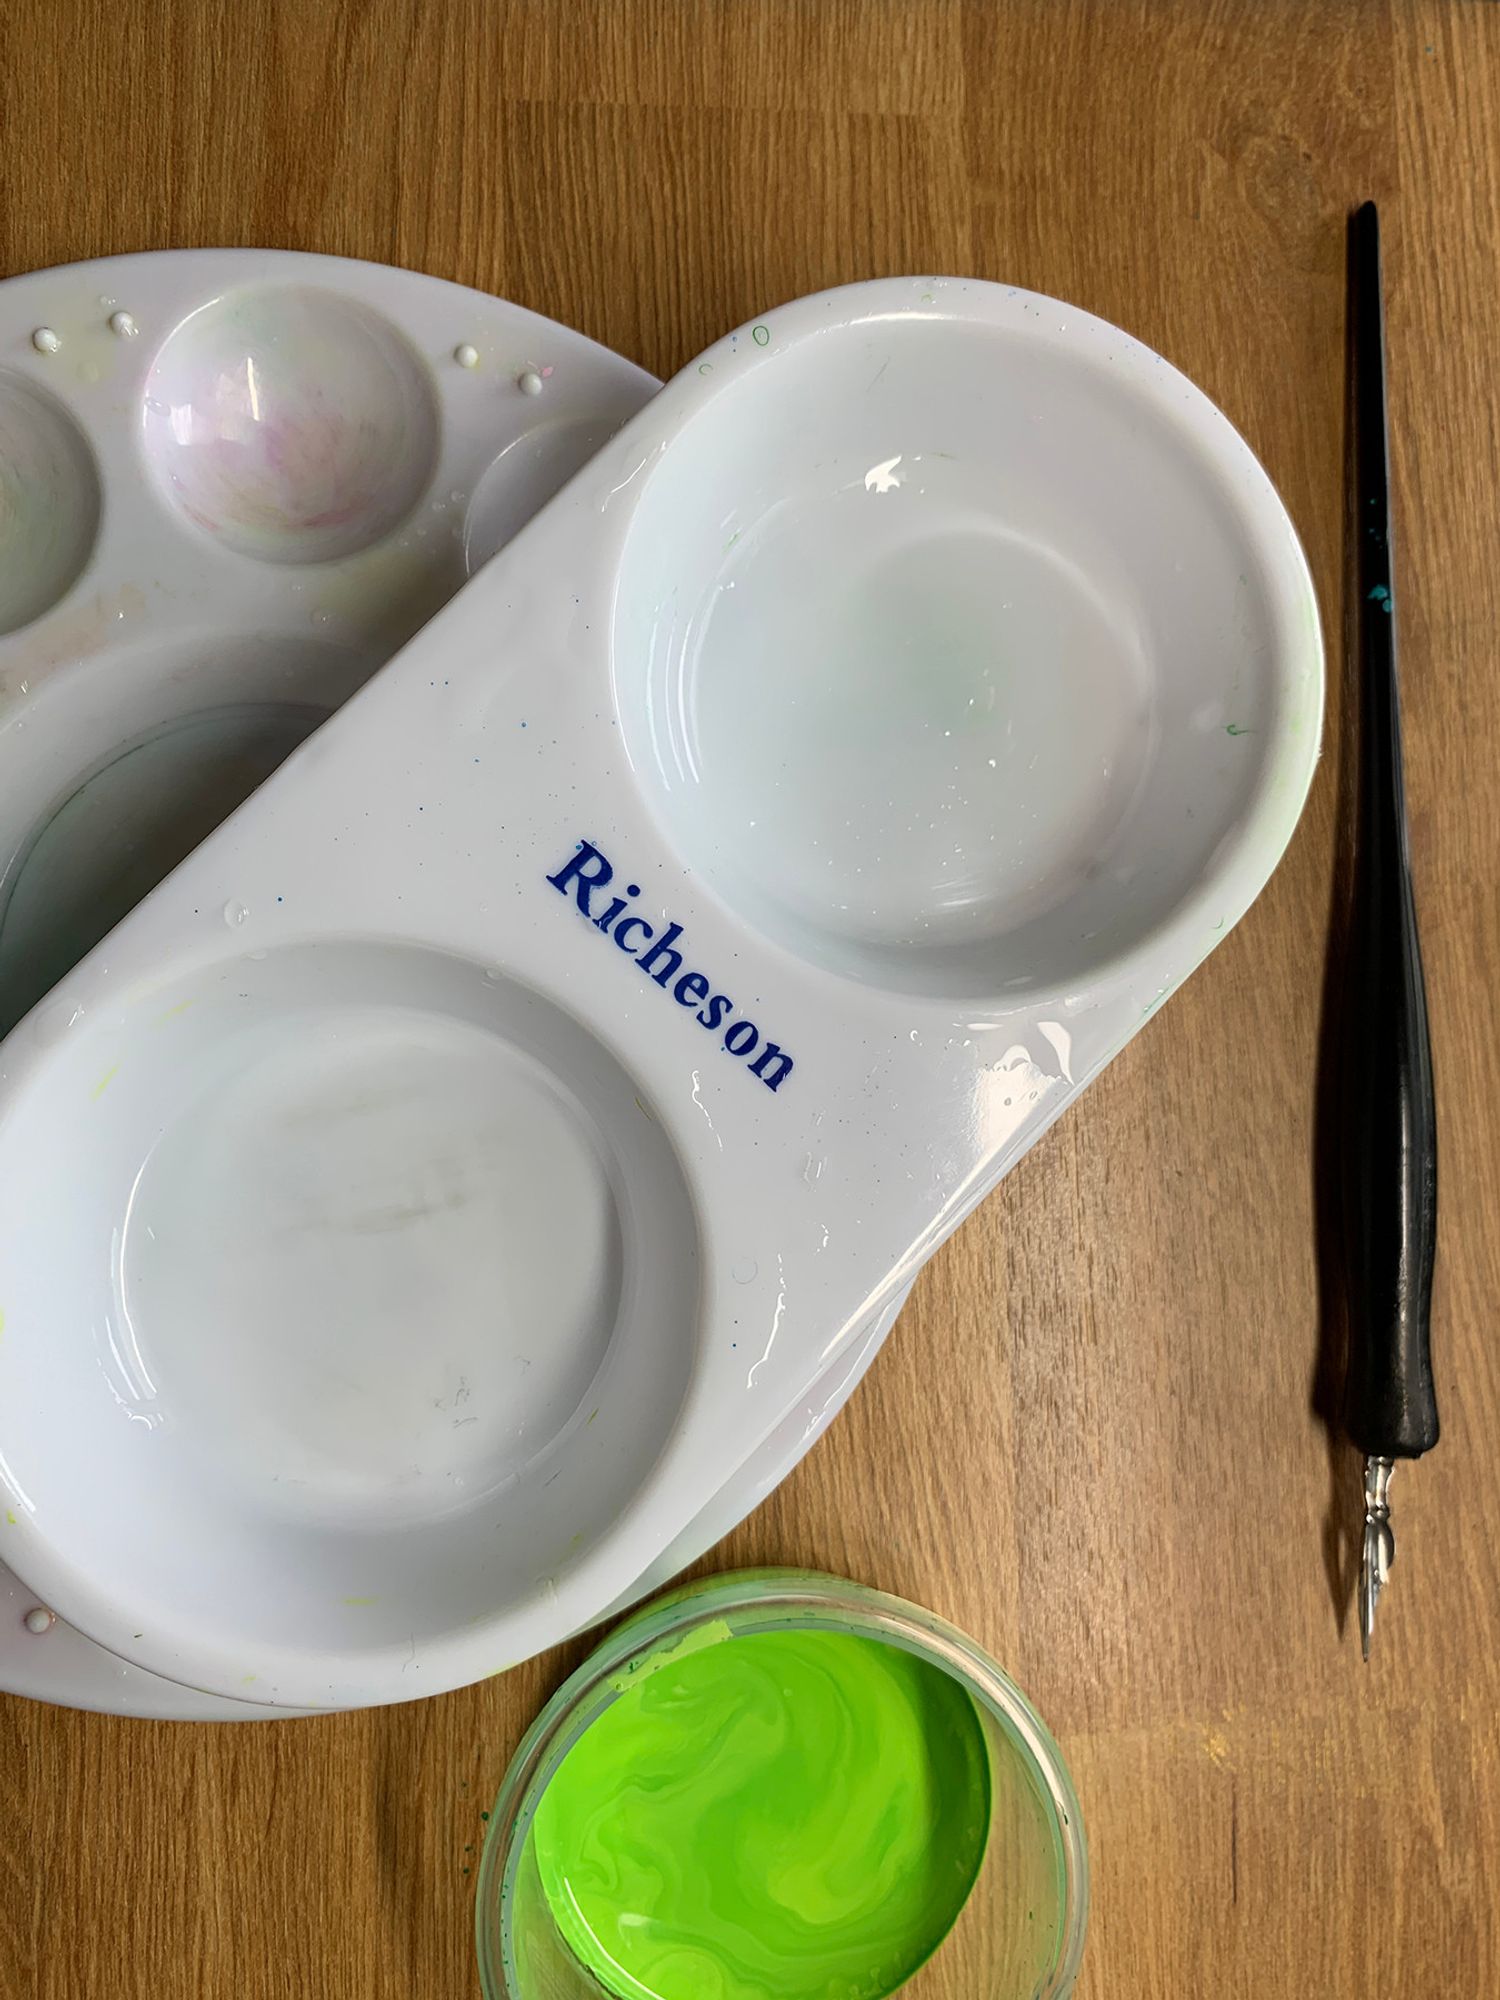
[3,3,1498,1994]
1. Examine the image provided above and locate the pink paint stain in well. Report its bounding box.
[143,287,439,564]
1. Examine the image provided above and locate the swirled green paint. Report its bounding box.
[531,1627,990,2000]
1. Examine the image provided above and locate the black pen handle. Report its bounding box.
[1340,201,1439,1461]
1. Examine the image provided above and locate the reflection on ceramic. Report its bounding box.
[0,372,101,635]
[142,287,440,564]
[0,277,1322,1712]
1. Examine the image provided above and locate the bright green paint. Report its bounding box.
[532,1628,990,2000]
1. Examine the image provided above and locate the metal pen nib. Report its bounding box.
[1359,1455,1395,1660]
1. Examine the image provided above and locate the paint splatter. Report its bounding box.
[1367,584,1392,613]
[1225,722,1252,737]
[91,1063,119,1100]
[752,325,770,346]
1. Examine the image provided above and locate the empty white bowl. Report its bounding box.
[615,289,1317,999]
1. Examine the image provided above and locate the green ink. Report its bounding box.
[752,325,770,346]
[1367,584,1392,613]
[698,362,714,375]
[532,1628,990,2000]
[1225,723,1251,736]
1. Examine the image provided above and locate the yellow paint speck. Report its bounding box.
[242,1673,258,1684]
[342,1595,378,1606]
[5,1511,16,1526]
[91,1063,119,1101]
[0,1308,6,1338]
[586,1408,599,1426]
[155,998,196,1024]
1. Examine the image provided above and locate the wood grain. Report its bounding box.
[3,2,1499,1994]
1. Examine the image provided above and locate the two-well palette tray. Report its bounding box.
[0,272,1322,1714]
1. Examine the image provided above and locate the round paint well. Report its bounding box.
[0,944,698,1705]
[464,416,634,574]
[0,631,376,1042]
[141,286,440,563]
[613,309,1302,1001]
[0,701,325,1039]
[0,372,102,635]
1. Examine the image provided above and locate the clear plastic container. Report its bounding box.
[476,1569,1088,1999]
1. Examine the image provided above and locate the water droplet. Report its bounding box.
[31,327,61,355]
[107,311,138,339]
[223,900,249,928]
[454,342,479,369]
[732,1258,758,1285]
[517,368,543,397]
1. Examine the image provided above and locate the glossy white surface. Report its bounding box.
[0,277,1323,1710]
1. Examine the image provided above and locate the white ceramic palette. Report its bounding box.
[0,275,1323,1714]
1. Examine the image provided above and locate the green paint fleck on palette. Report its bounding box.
[531,1627,991,2000]
[752,325,770,346]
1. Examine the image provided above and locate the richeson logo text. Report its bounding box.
[546,840,794,1094]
